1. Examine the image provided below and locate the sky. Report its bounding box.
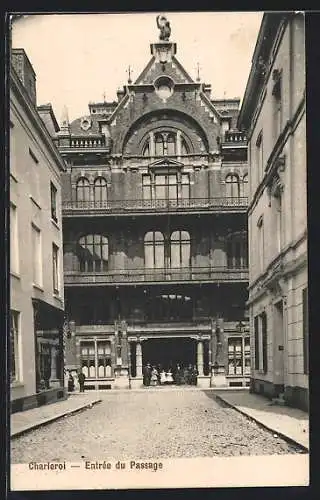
[11,12,263,124]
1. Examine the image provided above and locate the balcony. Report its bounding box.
[64,266,249,286]
[62,197,248,217]
[223,131,247,144]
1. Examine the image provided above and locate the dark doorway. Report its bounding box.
[142,337,196,370]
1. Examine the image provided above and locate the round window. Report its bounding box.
[154,77,174,101]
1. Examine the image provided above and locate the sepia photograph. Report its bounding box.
[9,11,308,490]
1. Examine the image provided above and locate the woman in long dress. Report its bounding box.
[166,368,174,384]
[160,369,166,385]
[150,366,159,386]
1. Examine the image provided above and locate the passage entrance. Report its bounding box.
[142,337,196,370]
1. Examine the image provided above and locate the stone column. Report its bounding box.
[149,132,155,157]
[136,341,142,377]
[197,339,204,376]
[50,345,57,379]
[176,130,182,159]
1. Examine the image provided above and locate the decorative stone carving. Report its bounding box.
[156,15,171,42]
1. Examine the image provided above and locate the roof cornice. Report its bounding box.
[10,67,66,172]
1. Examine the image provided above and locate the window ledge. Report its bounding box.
[11,381,24,388]
[10,271,21,280]
[10,172,18,183]
[53,293,63,305]
[33,283,44,292]
[30,195,41,210]
[51,218,60,230]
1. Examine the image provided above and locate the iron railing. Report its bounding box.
[62,197,248,215]
[64,266,249,284]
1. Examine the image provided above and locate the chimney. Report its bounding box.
[11,48,37,106]
[37,104,60,137]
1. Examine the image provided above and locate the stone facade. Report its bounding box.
[10,49,66,410]
[56,28,250,390]
[238,13,308,411]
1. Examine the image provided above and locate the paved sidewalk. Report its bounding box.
[11,393,101,438]
[214,391,309,450]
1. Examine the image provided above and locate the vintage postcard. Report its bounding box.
[9,11,309,491]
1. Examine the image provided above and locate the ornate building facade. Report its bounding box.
[57,19,250,389]
[238,13,307,410]
[10,49,66,411]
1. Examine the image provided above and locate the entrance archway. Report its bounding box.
[142,337,196,371]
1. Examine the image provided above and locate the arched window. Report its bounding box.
[225,174,240,198]
[170,230,190,268]
[144,231,165,269]
[76,177,90,202]
[94,177,108,204]
[242,174,248,197]
[78,234,108,272]
[226,234,248,269]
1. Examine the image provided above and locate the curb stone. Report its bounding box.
[11,399,102,439]
[214,394,309,452]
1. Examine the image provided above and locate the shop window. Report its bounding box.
[97,341,112,378]
[228,338,243,375]
[81,343,96,378]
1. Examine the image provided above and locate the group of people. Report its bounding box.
[143,363,198,387]
[67,370,86,392]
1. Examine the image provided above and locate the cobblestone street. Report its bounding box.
[11,390,305,463]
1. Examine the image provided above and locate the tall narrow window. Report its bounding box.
[257,217,264,273]
[80,342,96,378]
[31,224,42,286]
[143,140,150,156]
[261,312,268,373]
[50,182,58,222]
[144,231,165,269]
[225,174,240,198]
[227,235,248,268]
[76,177,90,202]
[256,132,263,182]
[275,190,282,254]
[170,230,190,268]
[303,287,309,374]
[142,175,152,200]
[94,177,108,204]
[228,338,243,375]
[155,134,165,156]
[78,234,109,272]
[181,174,190,199]
[97,341,112,378]
[272,71,282,138]
[10,310,20,382]
[254,316,259,370]
[244,337,251,374]
[10,203,19,274]
[52,243,59,294]
[167,134,176,156]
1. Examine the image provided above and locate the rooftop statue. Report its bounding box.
[156,15,171,42]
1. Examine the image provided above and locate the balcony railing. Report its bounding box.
[64,266,249,285]
[223,131,247,143]
[62,197,248,216]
